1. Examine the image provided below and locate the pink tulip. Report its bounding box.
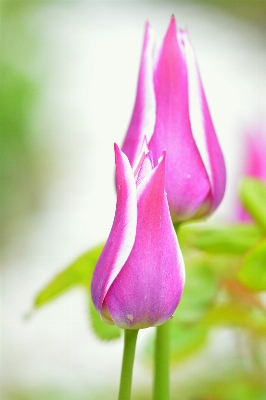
[91,144,185,329]
[122,16,226,222]
[237,128,266,222]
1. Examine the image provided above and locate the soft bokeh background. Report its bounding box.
[1,1,266,399]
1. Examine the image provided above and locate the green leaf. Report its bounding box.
[171,375,266,400]
[179,223,264,255]
[145,322,207,364]
[34,244,104,308]
[238,239,266,291]
[89,297,121,341]
[202,303,266,335]
[174,262,217,323]
[240,178,266,231]
[170,322,208,363]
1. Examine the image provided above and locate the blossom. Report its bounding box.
[122,16,226,222]
[91,144,185,329]
[237,127,266,222]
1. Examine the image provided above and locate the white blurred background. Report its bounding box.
[1,1,266,399]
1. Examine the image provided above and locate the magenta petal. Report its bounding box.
[244,129,266,181]
[105,153,185,329]
[149,16,210,221]
[121,22,156,167]
[91,144,137,323]
[182,31,226,215]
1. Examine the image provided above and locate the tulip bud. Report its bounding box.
[91,145,185,329]
[122,16,226,222]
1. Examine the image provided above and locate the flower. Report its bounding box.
[91,144,185,329]
[122,16,226,222]
[237,127,266,222]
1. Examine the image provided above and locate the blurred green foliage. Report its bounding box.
[239,239,266,291]
[34,243,122,340]
[34,244,104,307]
[0,1,44,250]
[240,179,266,232]
[1,386,118,400]
[1,64,39,243]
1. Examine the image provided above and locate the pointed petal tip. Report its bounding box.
[145,20,150,29]
[114,143,121,161]
[144,20,154,40]
[168,15,177,32]
[146,149,154,168]
[114,144,130,173]
[144,23,155,54]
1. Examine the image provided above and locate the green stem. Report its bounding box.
[152,320,170,400]
[118,329,139,400]
[152,222,181,399]
[152,222,181,400]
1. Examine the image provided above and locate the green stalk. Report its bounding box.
[118,329,139,400]
[152,320,170,400]
[152,222,181,400]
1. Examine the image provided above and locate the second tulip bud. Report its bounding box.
[122,16,226,222]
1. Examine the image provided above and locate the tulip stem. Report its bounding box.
[118,329,139,400]
[153,320,170,400]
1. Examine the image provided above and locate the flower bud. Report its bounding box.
[91,145,185,329]
[122,16,226,222]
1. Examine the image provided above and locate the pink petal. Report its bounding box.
[149,16,211,221]
[121,22,156,167]
[181,31,226,216]
[244,129,266,181]
[91,144,137,323]
[105,152,185,329]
